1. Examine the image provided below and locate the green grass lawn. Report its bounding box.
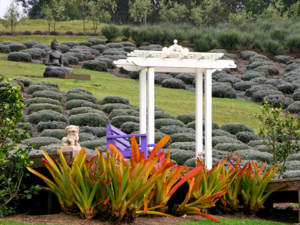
[0,60,263,133]
[183,219,285,225]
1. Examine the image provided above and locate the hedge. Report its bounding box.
[220,122,254,135]
[102,103,132,114]
[80,126,106,138]
[154,111,175,119]
[286,101,300,113]
[251,90,283,102]
[69,113,109,127]
[214,143,252,152]
[28,110,68,124]
[27,103,65,115]
[109,109,139,120]
[22,137,62,149]
[79,132,96,141]
[175,73,195,85]
[159,125,195,135]
[233,81,255,91]
[212,129,236,138]
[66,92,97,104]
[264,95,293,109]
[66,88,93,96]
[40,129,66,140]
[155,119,184,129]
[0,44,10,53]
[240,51,257,60]
[176,113,195,124]
[170,133,195,144]
[212,83,237,99]
[32,90,63,103]
[110,115,139,128]
[22,40,40,48]
[154,73,173,85]
[161,78,186,89]
[8,43,27,52]
[165,149,195,165]
[248,140,265,147]
[27,85,59,94]
[8,52,32,62]
[101,95,130,105]
[30,81,59,89]
[70,107,106,116]
[169,142,196,151]
[79,138,107,149]
[186,121,220,130]
[212,136,241,147]
[24,97,61,107]
[66,100,101,110]
[120,122,140,134]
[236,131,260,144]
[245,84,277,97]
[37,121,68,132]
[234,149,273,163]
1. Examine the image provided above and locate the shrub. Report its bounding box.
[253,65,279,75]
[28,110,68,124]
[248,140,265,147]
[220,122,254,135]
[122,47,136,53]
[102,103,132,114]
[154,73,172,85]
[241,72,265,81]
[82,60,107,71]
[79,132,96,141]
[22,137,61,149]
[161,78,185,89]
[214,143,252,152]
[247,60,274,70]
[292,92,300,101]
[175,73,195,85]
[65,31,74,35]
[250,77,268,84]
[212,83,237,99]
[108,109,138,120]
[245,84,277,97]
[37,121,67,132]
[8,52,31,62]
[262,39,284,55]
[27,85,59,94]
[101,25,121,42]
[57,44,70,53]
[270,29,287,43]
[217,30,241,50]
[120,122,139,134]
[170,133,195,144]
[277,83,299,94]
[23,30,32,35]
[32,44,51,51]
[40,129,66,140]
[248,55,269,64]
[285,63,300,73]
[8,43,27,52]
[69,113,109,127]
[129,71,139,79]
[95,57,115,69]
[70,107,105,116]
[121,27,132,41]
[176,113,195,124]
[160,125,195,135]
[264,95,293,109]
[106,43,124,49]
[186,121,219,130]
[236,131,260,143]
[24,97,61,107]
[273,55,294,64]
[110,115,139,128]
[167,149,195,165]
[31,81,59,89]
[253,145,270,153]
[155,119,184,129]
[155,111,175,119]
[21,48,47,59]
[131,28,146,47]
[79,138,107,149]
[66,92,97,104]
[66,100,101,110]
[76,32,86,36]
[27,103,65,115]
[212,129,235,138]
[251,90,283,102]
[286,35,300,52]
[63,54,79,65]
[119,67,130,74]
[265,79,287,87]
[88,38,105,45]
[66,88,93,96]
[218,77,241,84]
[234,150,273,163]
[240,51,257,60]
[286,101,300,113]
[32,90,63,103]
[194,35,217,52]
[13,77,33,87]
[33,30,45,35]
[79,41,93,47]
[0,44,10,53]
[22,41,40,49]
[282,170,300,179]
[61,41,78,48]
[50,30,60,35]
[91,45,108,53]
[169,142,196,151]
[11,80,25,92]
[80,126,106,138]
[234,81,255,91]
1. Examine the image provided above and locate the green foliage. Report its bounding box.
[28,110,68,124]
[27,85,59,94]
[220,122,254,135]
[159,0,189,23]
[129,0,153,25]
[32,90,63,103]
[155,118,184,129]
[70,107,106,116]
[263,39,284,55]
[255,99,300,178]
[121,26,132,41]
[228,9,255,24]
[37,121,67,132]
[130,28,146,47]
[286,35,300,52]
[101,95,130,105]
[7,52,31,62]
[27,103,65,115]
[110,115,139,128]
[101,25,121,43]
[217,30,241,50]
[66,92,97,104]
[69,113,109,127]
[101,103,132,114]
[24,97,61,107]
[66,99,101,110]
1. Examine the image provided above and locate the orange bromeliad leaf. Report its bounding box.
[148,135,170,160]
[130,136,140,163]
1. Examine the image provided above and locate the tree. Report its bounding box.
[259,0,289,20]
[0,77,40,217]
[255,99,300,179]
[86,0,117,34]
[159,0,189,22]
[129,0,153,25]
[228,8,255,24]
[41,0,69,32]
[0,0,27,34]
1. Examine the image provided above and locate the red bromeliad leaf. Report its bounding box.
[130,136,140,163]
[258,162,267,175]
[148,135,171,160]
[109,144,124,160]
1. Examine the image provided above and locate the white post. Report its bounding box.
[147,67,155,144]
[205,69,213,169]
[195,69,203,161]
[139,68,147,135]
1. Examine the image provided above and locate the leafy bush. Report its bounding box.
[79,41,93,47]
[24,97,61,107]
[66,92,97,104]
[169,142,196,151]
[273,55,294,64]
[121,27,132,41]
[79,132,96,141]
[167,149,195,165]
[245,84,277,97]
[27,103,65,115]
[241,71,265,81]
[253,145,270,152]
[61,41,78,48]
[66,100,101,110]
[250,77,268,84]
[248,140,265,147]
[240,51,257,60]
[154,73,172,85]
[120,122,139,134]
[176,113,195,124]
[11,80,25,92]
[67,88,93,96]
[249,55,269,64]
[160,125,195,135]
[175,73,195,85]
[22,137,62,149]
[69,113,109,127]
[234,150,273,163]
[91,45,108,53]
[79,138,106,149]
[129,71,139,79]
[21,48,47,59]
[106,43,124,48]
[101,25,121,42]
[214,143,252,152]
[8,43,27,52]
[28,110,68,124]
[80,126,106,138]
[101,103,132,114]
[212,83,237,99]
[194,35,217,52]
[286,101,300,113]
[32,90,63,103]
[186,121,219,130]
[277,83,299,94]
[8,52,32,62]
[130,28,146,47]
[122,46,136,53]
[155,111,175,119]
[88,38,105,45]
[155,119,184,129]
[262,39,284,55]
[50,30,60,35]
[110,115,139,128]
[286,35,300,52]
[82,60,107,72]
[253,65,279,75]
[32,44,51,51]
[13,76,33,87]
[170,133,195,143]
[292,92,300,101]
[251,90,283,102]
[27,85,59,94]
[265,95,293,109]
[234,81,255,91]
[22,40,40,48]
[33,30,46,35]
[109,109,139,120]
[212,129,236,138]
[161,78,185,89]
[37,121,68,132]
[220,122,254,135]
[218,77,241,84]
[70,107,105,116]
[40,129,66,140]
[217,30,241,50]
[236,131,260,143]
[31,81,59,89]
[246,60,274,70]
[0,44,10,53]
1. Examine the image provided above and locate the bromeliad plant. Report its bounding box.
[241,161,287,215]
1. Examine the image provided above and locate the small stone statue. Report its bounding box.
[43,37,73,77]
[61,125,81,157]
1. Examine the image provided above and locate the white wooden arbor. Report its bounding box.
[114,40,236,169]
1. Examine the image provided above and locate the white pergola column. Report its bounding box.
[205,69,213,169]
[139,68,147,135]
[147,67,155,144]
[195,69,203,161]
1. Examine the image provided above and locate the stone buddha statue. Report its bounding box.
[43,37,73,77]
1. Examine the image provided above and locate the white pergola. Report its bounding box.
[114,40,236,169]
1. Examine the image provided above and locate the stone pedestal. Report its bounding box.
[60,146,82,158]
